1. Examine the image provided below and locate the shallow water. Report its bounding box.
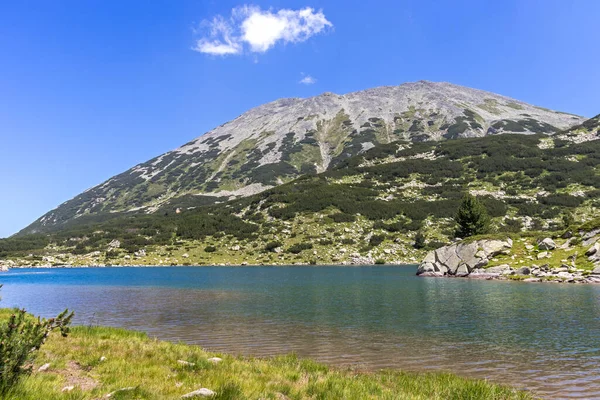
[1,266,599,398]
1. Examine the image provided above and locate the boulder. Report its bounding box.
[515,267,531,275]
[134,249,146,257]
[418,263,435,273]
[207,357,222,364]
[537,252,548,260]
[455,264,469,277]
[538,238,556,251]
[417,238,512,277]
[182,388,216,398]
[557,271,573,279]
[485,264,511,274]
[523,278,542,283]
[108,239,121,249]
[592,266,600,275]
[561,231,573,239]
[38,363,51,372]
[586,243,600,257]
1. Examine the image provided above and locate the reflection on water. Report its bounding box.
[1,266,600,399]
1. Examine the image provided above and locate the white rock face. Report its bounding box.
[177,81,581,168]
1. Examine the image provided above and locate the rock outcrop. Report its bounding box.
[417,238,512,277]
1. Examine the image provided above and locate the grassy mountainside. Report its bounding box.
[3,129,600,267]
[20,81,584,235]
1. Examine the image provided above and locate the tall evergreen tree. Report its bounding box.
[413,231,426,249]
[455,194,490,238]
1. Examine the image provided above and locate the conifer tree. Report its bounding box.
[0,286,73,394]
[455,194,490,238]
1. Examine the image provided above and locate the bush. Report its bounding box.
[287,243,313,254]
[264,241,283,252]
[369,234,386,247]
[204,246,217,253]
[0,287,73,394]
[330,213,356,223]
[374,258,386,265]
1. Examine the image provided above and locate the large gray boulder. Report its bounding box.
[537,238,557,251]
[416,238,513,277]
[586,242,599,257]
[515,267,531,275]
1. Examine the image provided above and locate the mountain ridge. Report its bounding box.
[21,81,586,235]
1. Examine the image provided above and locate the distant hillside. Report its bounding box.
[20,81,585,235]
[4,126,600,267]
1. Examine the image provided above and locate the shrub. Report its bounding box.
[0,287,73,394]
[204,246,217,253]
[264,241,283,252]
[374,258,386,265]
[369,234,386,247]
[287,243,313,254]
[330,213,356,223]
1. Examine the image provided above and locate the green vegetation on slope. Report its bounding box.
[3,132,600,266]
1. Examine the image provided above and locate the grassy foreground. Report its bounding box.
[1,315,533,399]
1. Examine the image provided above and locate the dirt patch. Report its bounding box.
[39,360,99,391]
[63,361,99,391]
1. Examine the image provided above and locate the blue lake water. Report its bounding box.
[1,266,599,398]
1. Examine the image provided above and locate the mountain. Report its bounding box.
[21,81,585,235]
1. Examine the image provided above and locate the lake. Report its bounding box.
[1,266,599,398]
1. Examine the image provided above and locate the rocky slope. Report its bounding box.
[21,81,585,235]
[416,228,600,283]
[556,113,600,143]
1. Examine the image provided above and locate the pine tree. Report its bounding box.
[413,231,426,249]
[455,194,490,238]
[0,285,73,394]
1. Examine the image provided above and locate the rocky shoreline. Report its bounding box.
[416,234,600,284]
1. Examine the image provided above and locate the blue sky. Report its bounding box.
[1,0,599,238]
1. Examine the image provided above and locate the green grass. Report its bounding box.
[1,321,533,400]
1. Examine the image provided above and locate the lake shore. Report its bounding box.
[0,310,532,399]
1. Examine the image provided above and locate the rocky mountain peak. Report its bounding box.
[22,81,587,234]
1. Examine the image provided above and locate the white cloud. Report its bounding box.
[194,5,332,56]
[299,75,316,85]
